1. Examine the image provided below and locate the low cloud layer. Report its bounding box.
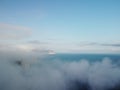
[0,50,120,90]
[0,40,52,54]
[79,42,120,47]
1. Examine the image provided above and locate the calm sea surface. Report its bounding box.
[44,54,120,63]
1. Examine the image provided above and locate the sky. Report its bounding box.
[0,0,120,53]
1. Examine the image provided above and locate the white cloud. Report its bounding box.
[0,54,120,90]
[0,40,54,56]
[0,23,32,40]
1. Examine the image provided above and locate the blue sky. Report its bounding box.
[0,0,120,53]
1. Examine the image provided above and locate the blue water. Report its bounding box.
[45,54,120,62]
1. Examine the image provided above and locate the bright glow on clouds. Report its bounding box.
[0,41,52,55]
[17,45,34,52]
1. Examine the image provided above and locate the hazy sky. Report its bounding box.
[0,0,120,53]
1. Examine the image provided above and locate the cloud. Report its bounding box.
[78,42,98,47]
[0,40,54,55]
[79,42,120,47]
[100,43,120,47]
[0,52,120,90]
[0,23,32,40]
[65,41,120,53]
[28,40,49,45]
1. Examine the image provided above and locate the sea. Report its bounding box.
[45,53,120,63]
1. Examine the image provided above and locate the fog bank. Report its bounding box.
[0,51,120,90]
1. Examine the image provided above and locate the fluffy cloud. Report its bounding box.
[0,53,120,90]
